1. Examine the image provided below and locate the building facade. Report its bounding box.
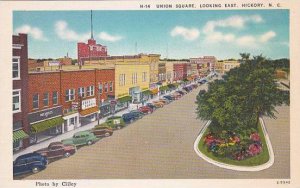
[165,61,174,84]
[223,60,240,73]
[114,62,150,107]
[13,33,30,151]
[173,62,188,82]
[78,38,108,65]
[190,56,217,77]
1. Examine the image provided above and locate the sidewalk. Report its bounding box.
[13,87,182,160]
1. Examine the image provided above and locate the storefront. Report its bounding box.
[63,112,80,133]
[28,106,63,144]
[79,98,99,125]
[99,100,111,118]
[115,95,131,112]
[141,89,151,103]
[13,121,29,152]
[129,86,141,103]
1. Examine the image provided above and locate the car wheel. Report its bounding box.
[104,132,111,137]
[64,152,71,158]
[87,140,93,145]
[32,167,40,174]
[130,119,134,123]
[117,126,121,130]
[148,111,151,114]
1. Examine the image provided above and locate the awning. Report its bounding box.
[31,116,64,133]
[151,88,158,95]
[79,106,99,117]
[13,130,29,142]
[142,89,151,95]
[117,95,132,103]
[159,86,169,91]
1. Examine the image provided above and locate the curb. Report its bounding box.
[193,118,274,171]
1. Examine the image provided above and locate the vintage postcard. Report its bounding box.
[0,0,299,188]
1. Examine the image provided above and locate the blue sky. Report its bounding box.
[13,10,289,60]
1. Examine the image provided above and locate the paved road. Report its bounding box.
[22,84,290,179]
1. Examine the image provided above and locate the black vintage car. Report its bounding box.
[13,153,48,176]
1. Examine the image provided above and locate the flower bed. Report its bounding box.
[198,121,269,166]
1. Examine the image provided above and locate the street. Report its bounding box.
[21,83,290,179]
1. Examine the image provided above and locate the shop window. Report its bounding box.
[13,57,20,80]
[43,92,49,106]
[13,90,21,113]
[53,91,58,105]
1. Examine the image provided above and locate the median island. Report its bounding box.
[194,54,289,170]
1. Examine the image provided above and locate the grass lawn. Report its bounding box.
[198,121,270,166]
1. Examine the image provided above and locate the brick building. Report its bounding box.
[77,38,108,65]
[13,33,30,151]
[173,62,188,82]
[26,69,115,144]
[190,56,217,77]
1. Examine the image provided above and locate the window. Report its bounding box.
[87,86,94,96]
[33,94,39,109]
[52,91,58,105]
[99,83,103,94]
[65,89,75,102]
[43,92,49,106]
[132,73,137,84]
[119,74,126,86]
[104,83,108,93]
[78,87,85,98]
[142,72,147,82]
[109,82,113,92]
[13,90,21,113]
[12,57,20,80]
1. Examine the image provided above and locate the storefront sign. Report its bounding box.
[81,98,96,110]
[28,106,62,124]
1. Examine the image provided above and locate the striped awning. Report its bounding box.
[31,116,64,133]
[79,106,99,117]
[13,130,29,142]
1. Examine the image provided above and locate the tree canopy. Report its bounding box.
[196,55,289,132]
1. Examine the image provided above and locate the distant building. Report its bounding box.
[77,38,108,65]
[216,60,240,74]
[190,56,217,77]
[173,62,188,82]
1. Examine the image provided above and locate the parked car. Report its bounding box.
[130,110,145,118]
[105,116,126,129]
[146,103,157,111]
[90,125,113,137]
[13,153,48,176]
[122,111,143,123]
[163,95,174,101]
[138,106,153,114]
[35,142,76,159]
[172,92,182,99]
[61,131,98,146]
[152,101,164,108]
[176,90,186,95]
[158,98,170,104]
[198,79,208,85]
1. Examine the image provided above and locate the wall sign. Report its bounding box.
[28,106,62,124]
[81,98,96,110]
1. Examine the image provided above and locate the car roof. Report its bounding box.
[16,152,43,160]
[74,131,91,136]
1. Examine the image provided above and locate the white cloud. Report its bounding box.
[236,35,257,47]
[203,14,263,34]
[15,25,48,41]
[170,26,200,41]
[259,31,276,43]
[206,31,236,43]
[98,32,123,42]
[55,20,90,42]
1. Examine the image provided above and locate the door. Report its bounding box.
[49,145,64,158]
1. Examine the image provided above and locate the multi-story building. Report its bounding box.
[78,38,108,65]
[158,62,166,83]
[13,33,30,151]
[165,61,174,84]
[223,60,240,73]
[114,62,150,108]
[215,61,224,74]
[27,68,115,144]
[187,63,199,81]
[173,62,188,82]
[190,56,217,77]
